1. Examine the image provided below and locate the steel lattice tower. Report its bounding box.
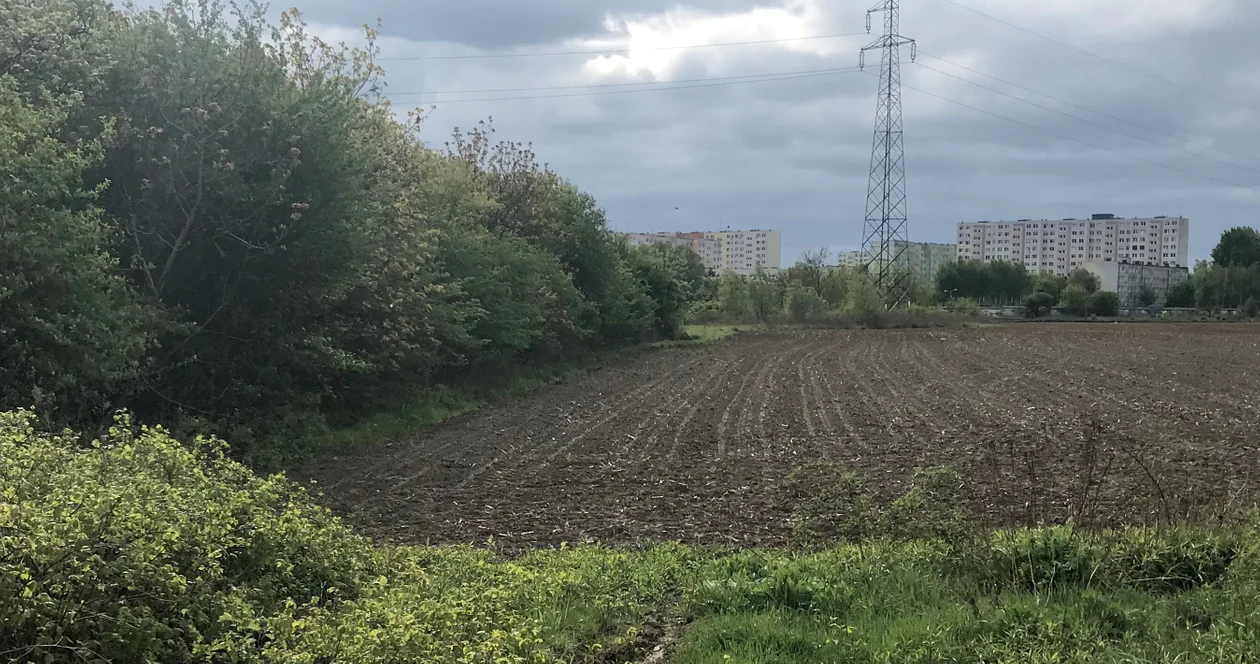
[860,0,916,306]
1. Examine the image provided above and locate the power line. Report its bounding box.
[933,0,1250,108]
[890,73,1255,192]
[913,60,1260,178]
[385,67,864,104]
[379,32,868,61]
[917,51,1259,168]
[387,66,861,96]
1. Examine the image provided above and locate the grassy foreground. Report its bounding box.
[4,411,1260,663]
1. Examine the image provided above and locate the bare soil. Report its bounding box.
[299,324,1260,548]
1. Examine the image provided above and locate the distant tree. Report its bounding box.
[1023,292,1056,318]
[1137,284,1159,308]
[1165,279,1197,308]
[1090,291,1121,317]
[846,272,885,322]
[1245,297,1260,319]
[1211,227,1260,268]
[790,247,830,294]
[1192,264,1260,311]
[988,261,1033,304]
[786,285,827,323]
[1068,267,1101,294]
[718,272,750,319]
[747,268,781,322]
[818,266,852,308]
[627,250,687,339]
[1032,272,1067,301]
[936,261,990,303]
[1060,284,1092,317]
[633,243,712,303]
[899,271,936,307]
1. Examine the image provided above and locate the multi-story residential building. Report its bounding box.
[617,230,781,275]
[705,230,781,275]
[893,241,957,284]
[1081,261,1190,308]
[837,250,869,268]
[956,214,1190,277]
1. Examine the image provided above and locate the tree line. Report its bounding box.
[688,248,949,325]
[935,261,1119,317]
[933,227,1260,318]
[1165,227,1260,316]
[0,0,707,461]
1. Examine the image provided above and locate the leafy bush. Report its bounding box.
[1069,267,1102,294]
[1023,291,1056,318]
[1245,297,1260,319]
[1090,290,1121,317]
[1166,279,1197,308]
[0,0,712,459]
[951,297,981,317]
[786,285,828,323]
[0,411,694,663]
[844,274,885,326]
[0,410,375,661]
[1060,284,1092,317]
[0,78,159,422]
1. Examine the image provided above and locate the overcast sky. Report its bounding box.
[289,0,1259,264]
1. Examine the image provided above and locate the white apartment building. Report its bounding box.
[834,242,957,283]
[894,241,957,284]
[618,230,780,275]
[706,230,781,275]
[956,214,1190,276]
[837,250,869,268]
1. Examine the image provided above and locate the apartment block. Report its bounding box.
[1081,261,1190,308]
[705,230,781,275]
[618,229,781,276]
[837,250,869,268]
[893,241,957,284]
[956,214,1190,277]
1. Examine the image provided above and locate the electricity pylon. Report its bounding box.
[860,0,916,306]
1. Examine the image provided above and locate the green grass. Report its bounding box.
[684,324,755,342]
[671,537,1260,663]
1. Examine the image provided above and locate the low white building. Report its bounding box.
[1081,260,1190,308]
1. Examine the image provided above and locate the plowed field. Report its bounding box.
[302,324,1260,547]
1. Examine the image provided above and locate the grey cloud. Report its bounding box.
[365,0,1260,263]
[295,0,775,49]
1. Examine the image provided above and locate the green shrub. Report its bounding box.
[0,411,692,663]
[1090,291,1122,317]
[0,409,375,662]
[1060,284,1092,317]
[952,297,981,317]
[786,285,828,323]
[1244,296,1260,319]
[967,525,1237,594]
[1023,291,1056,318]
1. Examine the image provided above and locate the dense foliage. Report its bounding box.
[0,0,702,459]
[5,412,1260,663]
[692,249,948,327]
[0,410,691,662]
